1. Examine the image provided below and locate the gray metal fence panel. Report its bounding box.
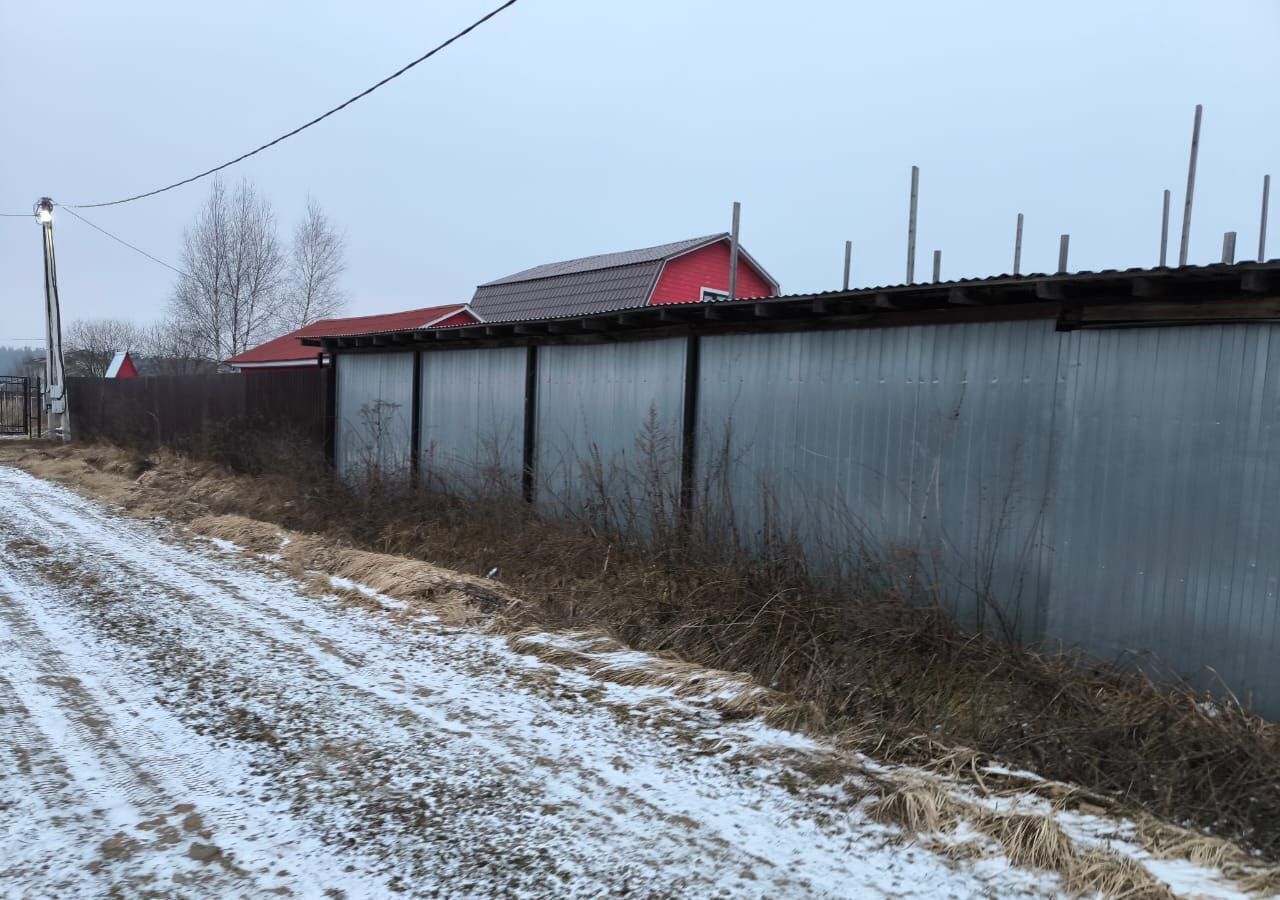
[334,352,415,480]
[419,347,528,493]
[329,316,1280,715]
[1045,325,1280,707]
[535,339,686,526]
[695,322,1062,637]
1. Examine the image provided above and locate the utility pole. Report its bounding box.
[36,198,70,441]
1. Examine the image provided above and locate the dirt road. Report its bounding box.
[0,466,1060,898]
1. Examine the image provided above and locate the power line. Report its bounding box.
[68,0,519,209]
[57,205,192,278]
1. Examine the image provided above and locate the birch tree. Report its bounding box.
[170,177,285,362]
[280,197,346,329]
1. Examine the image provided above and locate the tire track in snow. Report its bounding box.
[0,565,374,897]
[1,477,771,893]
[0,467,1057,898]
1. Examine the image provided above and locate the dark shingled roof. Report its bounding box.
[471,234,729,323]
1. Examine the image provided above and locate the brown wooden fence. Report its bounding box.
[68,370,333,461]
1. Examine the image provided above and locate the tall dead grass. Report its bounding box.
[5,436,1279,868]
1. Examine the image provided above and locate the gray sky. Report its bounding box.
[2,0,1277,346]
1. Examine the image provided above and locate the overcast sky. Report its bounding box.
[2,0,1277,346]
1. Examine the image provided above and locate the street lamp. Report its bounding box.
[34,196,69,441]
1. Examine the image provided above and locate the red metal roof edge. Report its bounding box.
[226,303,473,364]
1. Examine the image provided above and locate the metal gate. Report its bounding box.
[0,376,39,437]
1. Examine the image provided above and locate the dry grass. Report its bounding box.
[975,811,1077,873]
[1066,849,1176,900]
[867,780,955,834]
[868,777,1181,897]
[4,439,1279,876]
[870,776,1187,898]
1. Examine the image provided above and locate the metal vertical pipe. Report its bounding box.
[409,350,423,488]
[678,335,700,524]
[906,165,919,283]
[1261,174,1271,262]
[323,352,337,465]
[932,250,941,283]
[1178,104,1203,266]
[727,201,741,301]
[521,345,539,503]
[1057,234,1070,274]
[842,240,852,291]
[1222,231,1237,264]
[1013,213,1024,276]
[1160,189,1171,267]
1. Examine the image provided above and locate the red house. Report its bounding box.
[469,233,779,322]
[104,350,138,379]
[226,304,478,372]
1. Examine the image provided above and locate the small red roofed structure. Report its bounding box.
[104,350,138,379]
[226,304,479,372]
[469,234,779,323]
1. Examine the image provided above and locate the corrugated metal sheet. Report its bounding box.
[1046,325,1280,706]
[471,264,661,323]
[696,322,1060,638]
[535,339,686,525]
[419,347,528,493]
[330,311,1280,715]
[696,322,1280,710]
[334,352,415,480]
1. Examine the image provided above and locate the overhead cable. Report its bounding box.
[67,0,519,209]
[57,205,192,278]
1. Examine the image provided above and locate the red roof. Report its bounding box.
[226,304,475,367]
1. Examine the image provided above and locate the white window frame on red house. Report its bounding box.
[699,287,730,303]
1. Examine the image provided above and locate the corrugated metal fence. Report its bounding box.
[333,321,1280,715]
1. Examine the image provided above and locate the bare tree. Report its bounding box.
[64,318,142,376]
[169,177,285,363]
[280,197,346,329]
[137,318,216,374]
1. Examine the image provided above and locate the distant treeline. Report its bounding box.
[0,346,41,377]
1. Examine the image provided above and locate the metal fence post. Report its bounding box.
[522,345,539,503]
[679,334,701,524]
[410,351,423,488]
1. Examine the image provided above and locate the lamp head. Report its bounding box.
[35,198,53,225]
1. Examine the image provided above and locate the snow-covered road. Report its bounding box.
[0,466,1056,898]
